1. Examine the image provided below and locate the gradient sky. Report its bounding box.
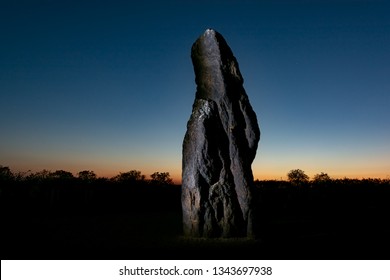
[1,0,389,182]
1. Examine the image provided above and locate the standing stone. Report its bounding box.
[182,29,260,238]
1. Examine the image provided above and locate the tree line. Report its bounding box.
[255,168,390,186]
[0,166,390,215]
[3,165,388,184]
[0,165,174,186]
[0,165,180,214]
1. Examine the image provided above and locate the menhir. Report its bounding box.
[182,29,260,238]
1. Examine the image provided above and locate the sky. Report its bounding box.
[1,0,389,182]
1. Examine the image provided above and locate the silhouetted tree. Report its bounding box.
[150,172,173,186]
[287,169,309,185]
[112,170,145,184]
[0,165,13,181]
[313,172,331,183]
[51,170,74,180]
[78,170,97,182]
[26,169,52,183]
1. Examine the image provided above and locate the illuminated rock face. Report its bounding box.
[182,29,260,238]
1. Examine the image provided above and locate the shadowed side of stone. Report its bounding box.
[182,29,260,238]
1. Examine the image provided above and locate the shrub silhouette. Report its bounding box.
[313,172,331,184]
[287,169,309,185]
[111,170,146,185]
[150,172,173,186]
[51,170,74,180]
[78,170,97,182]
[0,165,13,181]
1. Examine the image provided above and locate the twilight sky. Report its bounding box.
[1,0,389,182]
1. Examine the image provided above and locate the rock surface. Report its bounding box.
[182,29,260,238]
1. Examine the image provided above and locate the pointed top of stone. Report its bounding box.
[197,28,222,44]
[191,29,243,100]
[204,28,216,35]
[199,29,225,47]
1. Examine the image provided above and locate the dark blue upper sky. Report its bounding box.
[1,0,389,181]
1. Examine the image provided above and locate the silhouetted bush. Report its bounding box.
[287,169,309,185]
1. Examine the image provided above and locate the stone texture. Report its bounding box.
[182,29,260,238]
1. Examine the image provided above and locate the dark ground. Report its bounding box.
[2,180,390,260]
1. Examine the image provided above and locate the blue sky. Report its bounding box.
[1,0,389,182]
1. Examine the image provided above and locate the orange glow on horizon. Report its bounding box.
[5,162,389,185]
